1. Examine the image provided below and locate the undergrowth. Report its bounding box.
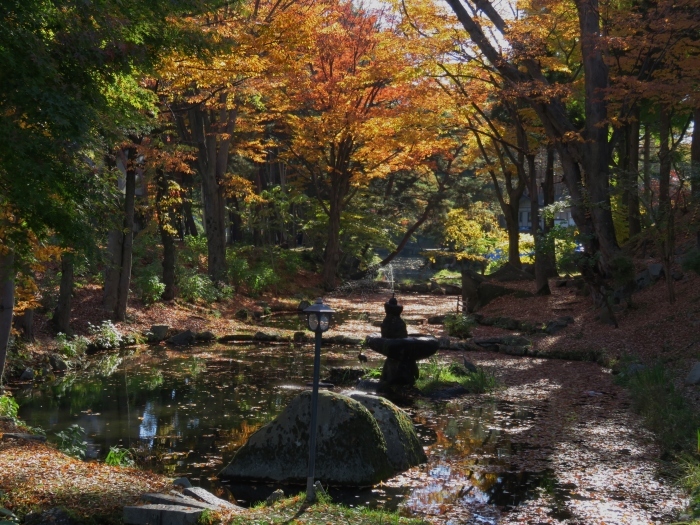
[227,492,428,525]
[615,365,700,522]
[443,313,476,339]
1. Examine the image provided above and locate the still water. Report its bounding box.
[16,344,550,522]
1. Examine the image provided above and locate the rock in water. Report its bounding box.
[220,391,394,485]
[349,393,426,471]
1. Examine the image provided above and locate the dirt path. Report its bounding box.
[329,291,688,524]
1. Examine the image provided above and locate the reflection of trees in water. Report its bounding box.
[413,401,513,498]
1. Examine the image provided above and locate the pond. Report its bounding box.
[15,344,553,522]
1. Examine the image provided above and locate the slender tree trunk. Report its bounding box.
[505,207,521,268]
[692,108,700,247]
[161,227,176,301]
[228,197,243,244]
[529,155,551,295]
[0,251,15,384]
[103,229,123,313]
[322,194,343,290]
[378,197,440,268]
[115,166,136,321]
[156,171,177,301]
[14,309,34,342]
[542,147,558,276]
[643,126,652,218]
[54,252,74,334]
[658,106,675,304]
[627,107,642,237]
[183,199,198,237]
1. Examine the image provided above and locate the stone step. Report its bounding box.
[123,504,203,525]
[141,493,218,510]
[1,433,47,442]
[183,486,241,512]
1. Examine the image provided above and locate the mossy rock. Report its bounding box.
[349,393,426,471]
[220,391,394,486]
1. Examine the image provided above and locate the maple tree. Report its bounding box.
[273,0,450,289]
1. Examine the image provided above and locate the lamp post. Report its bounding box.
[303,297,335,503]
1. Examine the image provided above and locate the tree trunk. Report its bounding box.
[14,309,34,343]
[183,199,198,237]
[692,108,700,247]
[643,125,652,218]
[577,0,620,270]
[322,195,343,290]
[187,102,234,283]
[541,147,559,276]
[505,207,521,268]
[115,165,136,321]
[0,251,15,384]
[161,227,176,301]
[103,229,123,313]
[658,106,675,304]
[155,170,177,301]
[53,252,74,334]
[228,196,243,244]
[529,155,551,295]
[627,107,642,238]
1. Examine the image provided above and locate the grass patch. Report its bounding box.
[616,365,700,520]
[415,358,496,394]
[227,492,428,525]
[363,366,382,379]
[432,268,461,284]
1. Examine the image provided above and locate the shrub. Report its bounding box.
[136,274,166,306]
[105,445,135,467]
[617,364,696,454]
[181,235,208,267]
[443,313,476,339]
[56,333,89,358]
[0,394,19,422]
[227,256,249,289]
[55,424,87,459]
[179,271,219,303]
[88,320,123,349]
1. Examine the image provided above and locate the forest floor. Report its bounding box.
[1,265,699,524]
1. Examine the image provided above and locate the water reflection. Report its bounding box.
[16,344,546,518]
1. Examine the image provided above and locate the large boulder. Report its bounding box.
[349,393,426,471]
[220,391,394,485]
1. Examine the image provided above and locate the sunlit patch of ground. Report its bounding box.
[0,438,169,524]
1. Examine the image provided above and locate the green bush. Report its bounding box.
[227,255,249,289]
[179,271,219,303]
[443,313,475,339]
[105,445,135,467]
[0,394,19,422]
[135,274,165,306]
[56,333,89,358]
[88,320,123,349]
[181,235,208,267]
[55,424,87,459]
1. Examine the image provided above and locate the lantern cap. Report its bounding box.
[303,297,335,315]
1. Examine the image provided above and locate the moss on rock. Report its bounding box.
[349,393,426,471]
[220,391,394,486]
